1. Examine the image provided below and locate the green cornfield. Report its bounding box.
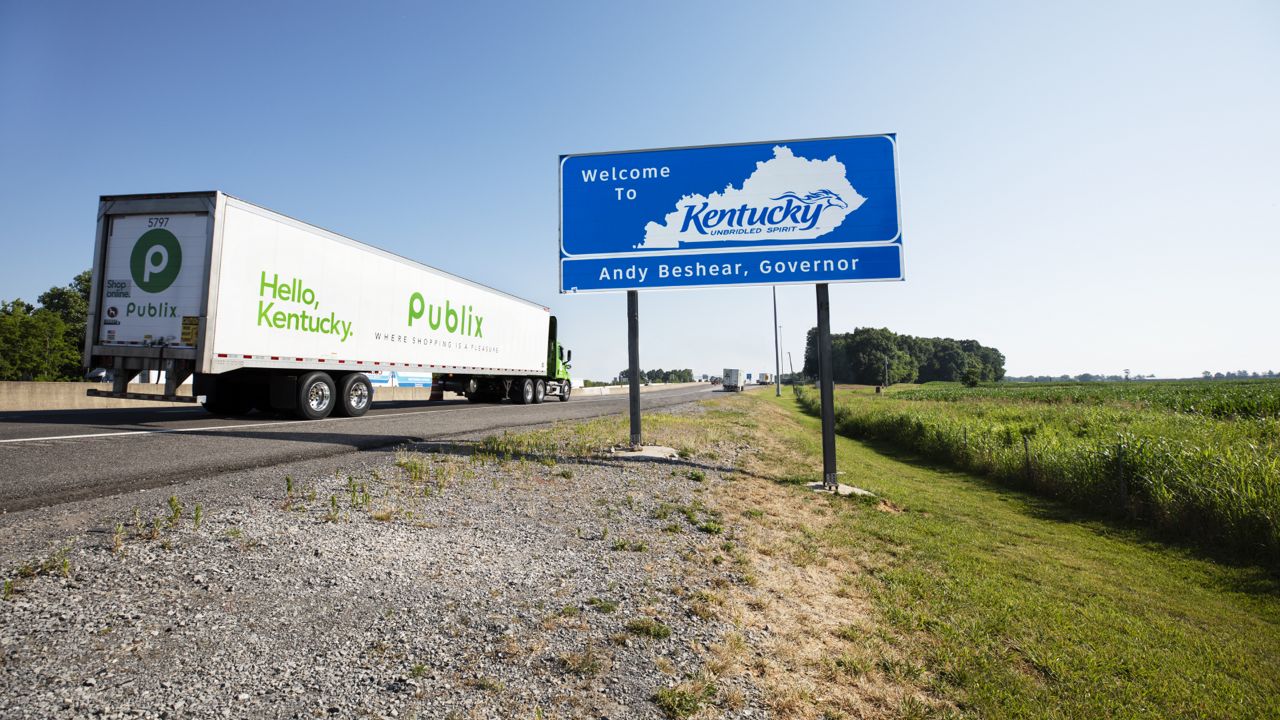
[796,380,1280,563]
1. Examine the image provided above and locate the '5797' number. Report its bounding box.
[147,217,169,228]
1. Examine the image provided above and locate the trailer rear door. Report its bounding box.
[97,213,209,348]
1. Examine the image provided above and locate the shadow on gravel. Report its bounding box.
[402,439,754,479]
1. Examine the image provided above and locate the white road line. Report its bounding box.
[0,406,499,444]
[0,388,711,445]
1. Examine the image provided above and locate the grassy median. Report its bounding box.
[513,391,1280,718]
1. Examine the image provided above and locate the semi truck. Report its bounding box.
[722,368,745,392]
[84,192,572,419]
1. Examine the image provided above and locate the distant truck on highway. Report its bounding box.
[722,368,746,392]
[83,192,573,419]
[757,373,772,385]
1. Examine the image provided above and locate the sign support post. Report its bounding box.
[773,286,782,397]
[627,290,641,448]
[816,283,838,490]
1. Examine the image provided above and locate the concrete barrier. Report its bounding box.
[572,382,703,397]
[0,381,708,412]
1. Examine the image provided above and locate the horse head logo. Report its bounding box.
[771,189,849,210]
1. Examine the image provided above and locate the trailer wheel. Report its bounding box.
[516,378,535,405]
[296,371,336,420]
[335,373,372,417]
[558,382,571,402]
[534,379,546,404]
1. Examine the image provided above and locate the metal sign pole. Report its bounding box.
[773,286,782,397]
[816,283,838,490]
[627,290,641,448]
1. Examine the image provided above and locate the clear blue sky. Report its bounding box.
[2,1,1277,381]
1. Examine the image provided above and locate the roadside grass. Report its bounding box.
[796,383,1280,562]
[737,390,1280,719]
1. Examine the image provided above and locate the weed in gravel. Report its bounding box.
[148,517,162,541]
[559,645,606,677]
[688,469,706,482]
[556,468,573,480]
[586,597,618,614]
[689,591,721,621]
[468,676,506,691]
[611,539,648,552]
[410,663,427,678]
[397,454,427,482]
[325,496,340,523]
[653,676,716,719]
[167,495,183,527]
[39,546,72,578]
[112,523,125,556]
[371,506,395,522]
[626,617,672,639]
[285,476,294,497]
[347,477,359,507]
[193,505,204,530]
[677,447,693,459]
[557,605,581,618]
[719,686,747,711]
[2,579,13,600]
[654,656,677,675]
[663,523,683,534]
[708,632,748,674]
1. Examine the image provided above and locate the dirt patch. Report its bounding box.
[875,499,904,514]
[698,397,953,719]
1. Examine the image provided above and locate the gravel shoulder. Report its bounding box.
[0,402,768,719]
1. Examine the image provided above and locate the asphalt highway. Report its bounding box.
[0,384,717,513]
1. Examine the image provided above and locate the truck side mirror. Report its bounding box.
[567,350,572,363]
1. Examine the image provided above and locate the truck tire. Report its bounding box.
[335,373,372,417]
[534,379,546,404]
[296,371,336,420]
[516,378,535,405]
[559,382,571,402]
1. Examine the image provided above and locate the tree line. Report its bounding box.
[616,368,696,384]
[802,327,1005,386]
[1,270,91,381]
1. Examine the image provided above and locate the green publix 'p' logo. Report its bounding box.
[130,229,182,293]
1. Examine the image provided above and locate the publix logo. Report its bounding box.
[130,229,182,293]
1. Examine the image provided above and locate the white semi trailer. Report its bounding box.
[722,368,745,392]
[84,192,573,419]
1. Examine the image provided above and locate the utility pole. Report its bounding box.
[772,286,781,397]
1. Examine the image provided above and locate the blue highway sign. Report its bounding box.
[559,134,902,292]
